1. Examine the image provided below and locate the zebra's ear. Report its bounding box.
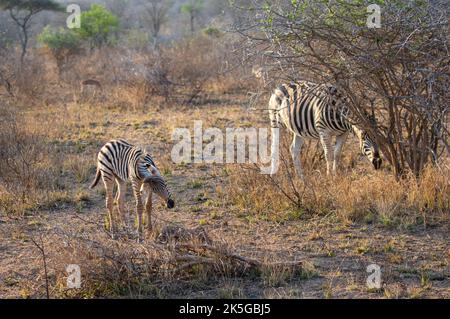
[144,162,158,174]
[149,166,157,175]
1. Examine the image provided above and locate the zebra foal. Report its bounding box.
[269,81,382,177]
[90,139,174,240]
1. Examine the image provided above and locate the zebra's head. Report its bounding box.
[142,164,175,209]
[360,133,382,170]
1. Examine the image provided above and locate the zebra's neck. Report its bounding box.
[132,153,151,180]
[350,125,366,155]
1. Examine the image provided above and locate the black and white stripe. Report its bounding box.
[269,81,382,177]
[90,139,174,240]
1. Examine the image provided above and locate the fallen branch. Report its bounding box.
[174,243,304,270]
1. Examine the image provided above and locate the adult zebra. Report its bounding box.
[269,81,382,177]
[90,139,174,240]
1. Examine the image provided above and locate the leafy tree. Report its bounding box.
[181,0,204,34]
[0,0,63,66]
[75,4,119,49]
[38,26,80,74]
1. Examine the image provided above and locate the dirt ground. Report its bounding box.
[0,93,449,298]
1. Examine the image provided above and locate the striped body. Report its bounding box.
[96,139,156,183]
[269,81,382,177]
[91,139,174,240]
[272,82,352,138]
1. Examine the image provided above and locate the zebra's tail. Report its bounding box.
[90,168,101,189]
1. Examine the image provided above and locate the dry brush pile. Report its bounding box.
[32,222,306,298]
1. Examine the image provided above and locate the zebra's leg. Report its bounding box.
[102,176,116,239]
[333,132,349,173]
[116,179,127,228]
[269,94,280,175]
[144,186,153,233]
[131,178,144,242]
[270,126,280,175]
[79,86,84,102]
[290,134,304,179]
[114,189,119,205]
[319,133,334,176]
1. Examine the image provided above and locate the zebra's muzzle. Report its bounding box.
[167,198,175,209]
[372,158,382,170]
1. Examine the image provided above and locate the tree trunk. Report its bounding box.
[190,13,195,34]
[19,24,28,67]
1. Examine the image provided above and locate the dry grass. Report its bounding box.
[0,104,68,216]
[226,140,449,228]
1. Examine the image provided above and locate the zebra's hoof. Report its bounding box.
[136,232,144,243]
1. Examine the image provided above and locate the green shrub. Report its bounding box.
[75,4,119,48]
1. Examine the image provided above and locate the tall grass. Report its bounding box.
[226,141,449,227]
[0,105,67,215]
